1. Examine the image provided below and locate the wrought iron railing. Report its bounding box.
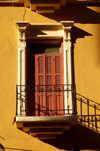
[16,84,76,116]
[16,84,100,133]
[76,93,100,133]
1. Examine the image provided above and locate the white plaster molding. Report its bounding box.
[16,22,29,115]
[16,21,75,116]
[18,40,26,51]
[61,21,74,42]
[60,21,74,27]
[16,21,29,31]
[61,21,74,114]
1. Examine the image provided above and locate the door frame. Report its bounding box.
[27,41,64,116]
[16,21,76,116]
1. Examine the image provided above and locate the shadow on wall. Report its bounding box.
[44,4,100,24]
[43,124,100,150]
[71,26,92,43]
[38,4,100,151]
[71,26,92,85]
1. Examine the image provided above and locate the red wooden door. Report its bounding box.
[33,47,64,116]
[35,55,46,116]
[53,55,64,115]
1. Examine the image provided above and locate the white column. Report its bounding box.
[16,22,29,115]
[61,21,74,114]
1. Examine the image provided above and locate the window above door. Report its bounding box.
[28,40,62,55]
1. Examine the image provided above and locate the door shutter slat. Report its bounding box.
[38,56,44,73]
[46,56,52,73]
[38,75,44,85]
[55,75,61,84]
[55,56,60,73]
[47,75,52,85]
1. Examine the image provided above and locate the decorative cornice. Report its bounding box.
[16,21,74,31]
[16,21,74,40]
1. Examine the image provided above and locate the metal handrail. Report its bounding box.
[76,93,100,133]
[16,84,76,116]
[77,93,100,106]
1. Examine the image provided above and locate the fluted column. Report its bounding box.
[16,22,29,115]
[61,21,74,114]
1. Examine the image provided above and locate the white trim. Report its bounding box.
[16,115,77,122]
[16,21,74,115]
[61,21,74,114]
[17,22,29,115]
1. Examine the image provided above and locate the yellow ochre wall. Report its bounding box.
[0,5,100,151]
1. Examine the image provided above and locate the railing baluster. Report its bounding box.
[50,88,52,115]
[94,105,97,130]
[76,93,100,133]
[38,87,40,116]
[87,99,89,128]
[42,88,43,114]
[63,85,64,115]
[68,105,69,114]
[59,87,60,115]
[80,98,82,120]
[84,116,85,126]
[73,86,77,114]
[46,86,47,116]
[16,84,76,117]
[91,115,93,130]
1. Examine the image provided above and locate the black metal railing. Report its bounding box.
[16,84,76,116]
[76,93,100,133]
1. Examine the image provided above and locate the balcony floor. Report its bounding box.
[16,115,77,140]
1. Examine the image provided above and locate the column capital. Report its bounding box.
[61,21,74,42]
[16,21,29,32]
[61,21,74,31]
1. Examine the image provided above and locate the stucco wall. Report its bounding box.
[0,5,100,151]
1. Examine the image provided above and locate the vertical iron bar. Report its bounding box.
[68,105,69,114]
[59,86,60,115]
[87,99,89,128]
[54,85,55,114]
[74,85,77,114]
[46,85,47,116]
[94,105,97,130]
[50,89,52,115]
[56,86,57,115]
[37,86,39,116]
[84,116,85,126]
[47,87,49,116]
[63,85,65,115]
[80,98,82,120]
[20,85,22,115]
[41,89,43,113]
[91,115,94,130]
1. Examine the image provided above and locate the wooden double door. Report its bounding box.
[26,43,64,116]
[33,53,64,116]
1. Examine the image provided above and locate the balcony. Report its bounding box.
[16,84,77,140]
[0,0,100,13]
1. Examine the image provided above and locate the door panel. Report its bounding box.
[33,53,64,116]
[46,55,53,115]
[27,43,64,116]
[35,55,46,116]
[54,55,64,115]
